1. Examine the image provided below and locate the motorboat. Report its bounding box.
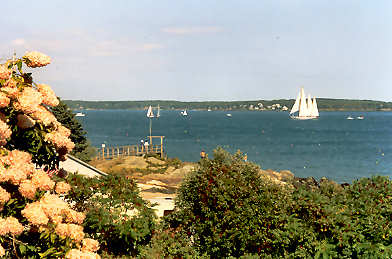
[75,112,85,117]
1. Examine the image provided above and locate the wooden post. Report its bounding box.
[160,136,163,158]
[117,146,120,157]
[102,147,105,160]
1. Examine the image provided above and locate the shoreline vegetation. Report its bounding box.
[88,150,392,258]
[64,99,392,112]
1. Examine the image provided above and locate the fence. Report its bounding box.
[95,136,165,160]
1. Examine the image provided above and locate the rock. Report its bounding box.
[171,165,195,176]
[122,156,149,169]
[147,157,166,165]
[293,176,320,190]
[166,166,176,174]
[279,170,294,181]
[146,180,167,187]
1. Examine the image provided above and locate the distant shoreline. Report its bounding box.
[64,99,392,112]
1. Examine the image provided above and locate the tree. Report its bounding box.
[50,99,95,162]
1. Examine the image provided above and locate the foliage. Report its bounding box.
[140,225,204,259]
[164,147,290,258]
[164,148,392,258]
[165,157,182,169]
[64,173,157,256]
[50,99,96,162]
[0,52,100,258]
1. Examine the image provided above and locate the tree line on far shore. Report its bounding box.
[64,99,392,111]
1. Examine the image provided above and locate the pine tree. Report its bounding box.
[50,99,95,162]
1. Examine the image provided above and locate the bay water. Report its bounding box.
[77,110,392,183]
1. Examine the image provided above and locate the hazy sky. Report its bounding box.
[1,1,391,101]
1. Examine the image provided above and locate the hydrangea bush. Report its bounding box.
[0,52,100,258]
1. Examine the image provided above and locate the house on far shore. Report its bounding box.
[59,155,107,178]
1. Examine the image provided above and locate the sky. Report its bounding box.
[1,0,391,101]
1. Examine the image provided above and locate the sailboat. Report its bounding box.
[290,88,319,120]
[147,105,154,118]
[156,105,160,118]
[181,109,188,116]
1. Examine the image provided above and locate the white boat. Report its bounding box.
[357,115,364,120]
[156,105,160,118]
[75,112,85,117]
[290,88,319,120]
[147,105,154,118]
[346,116,354,120]
[207,108,212,112]
[226,113,232,117]
[181,110,188,116]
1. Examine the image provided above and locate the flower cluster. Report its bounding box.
[55,181,71,194]
[0,54,74,158]
[45,130,75,158]
[66,249,101,259]
[37,84,59,106]
[0,216,24,236]
[0,64,11,80]
[0,120,11,146]
[14,87,43,114]
[23,51,51,68]
[55,223,84,242]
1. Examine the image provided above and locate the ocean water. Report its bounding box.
[77,110,392,183]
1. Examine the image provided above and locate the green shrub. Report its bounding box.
[65,174,157,256]
[140,225,203,259]
[163,148,392,258]
[164,147,291,258]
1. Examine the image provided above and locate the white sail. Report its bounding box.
[290,87,319,120]
[181,109,188,116]
[307,94,313,116]
[290,93,300,114]
[147,105,154,118]
[312,97,319,117]
[157,105,160,118]
[298,88,308,117]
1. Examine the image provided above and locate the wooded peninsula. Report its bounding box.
[64,99,392,111]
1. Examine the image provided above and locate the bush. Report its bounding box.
[164,148,291,258]
[65,173,156,256]
[164,148,392,258]
[140,225,203,259]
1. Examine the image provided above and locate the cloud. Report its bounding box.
[140,43,164,51]
[11,38,26,46]
[162,26,223,35]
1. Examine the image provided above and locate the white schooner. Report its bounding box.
[290,88,319,120]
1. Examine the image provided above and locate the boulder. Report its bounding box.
[147,157,166,165]
[279,170,294,181]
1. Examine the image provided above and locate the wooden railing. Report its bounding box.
[95,136,165,160]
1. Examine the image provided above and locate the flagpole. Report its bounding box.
[149,118,152,139]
